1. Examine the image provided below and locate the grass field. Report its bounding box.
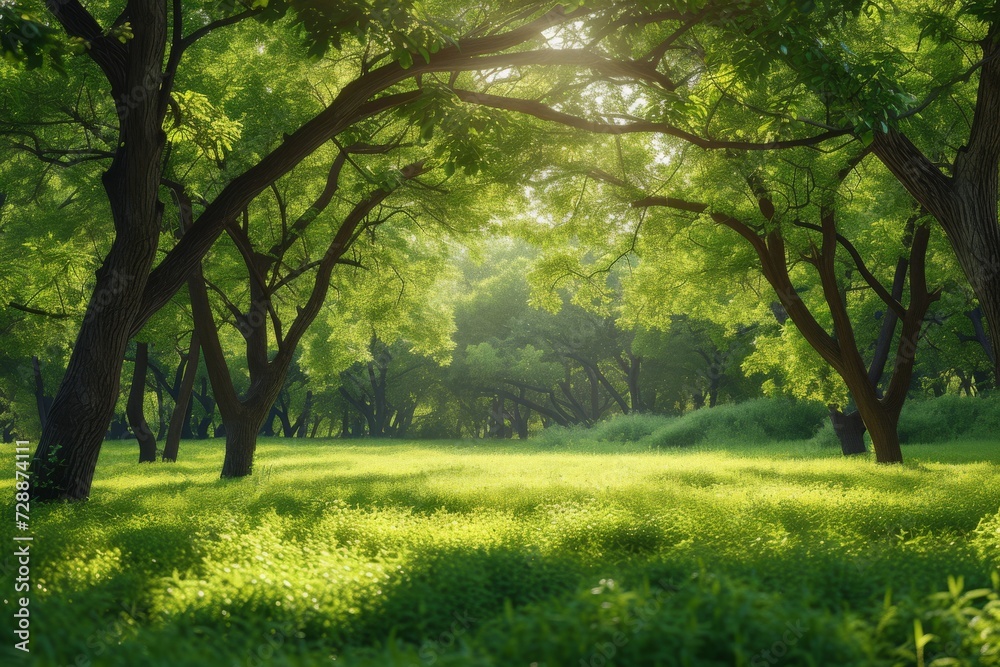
[4,436,1000,666]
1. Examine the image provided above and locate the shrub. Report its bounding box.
[530,424,579,448]
[898,394,1000,444]
[644,398,827,448]
[592,413,674,442]
[809,419,844,449]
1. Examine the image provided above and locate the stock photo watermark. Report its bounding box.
[12,440,32,653]
[578,577,677,667]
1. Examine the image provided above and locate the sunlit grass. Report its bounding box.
[3,437,1000,665]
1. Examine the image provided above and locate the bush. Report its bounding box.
[644,398,827,448]
[898,394,1000,444]
[592,413,674,442]
[809,419,844,449]
[531,424,578,448]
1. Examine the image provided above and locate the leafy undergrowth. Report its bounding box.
[3,438,1000,665]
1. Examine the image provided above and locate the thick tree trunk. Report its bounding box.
[828,406,867,456]
[220,410,268,478]
[127,342,158,463]
[29,6,168,500]
[163,331,200,462]
[871,35,1000,381]
[857,402,902,463]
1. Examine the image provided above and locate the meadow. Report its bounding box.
[4,426,1000,666]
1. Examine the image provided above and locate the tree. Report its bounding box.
[444,1,1000,383]
[185,143,432,475]
[631,156,938,462]
[3,1,588,499]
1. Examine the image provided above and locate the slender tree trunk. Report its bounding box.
[708,367,720,408]
[163,331,200,462]
[512,399,529,439]
[127,343,158,463]
[276,404,294,437]
[626,354,642,412]
[181,396,195,439]
[488,396,506,437]
[295,391,313,438]
[152,375,166,440]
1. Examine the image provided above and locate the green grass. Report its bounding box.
[5,436,1000,666]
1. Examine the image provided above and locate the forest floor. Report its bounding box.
[4,437,1000,666]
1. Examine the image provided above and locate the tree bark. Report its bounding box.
[828,406,867,456]
[220,411,267,478]
[869,30,1000,381]
[29,3,168,499]
[127,342,158,463]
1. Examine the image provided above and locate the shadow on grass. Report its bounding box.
[25,542,585,667]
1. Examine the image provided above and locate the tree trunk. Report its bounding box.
[163,331,199,462]
[181,396,195,439]
[857,401,902,463]
[127,343,158,463]
[108,415,130,440]
[29,6,169,500]
[488,396,505,437]
[276,403,294,437]
[626,354,642,412]
[193,377,215,438]
[512,400,529,439]
[295,391,313,438]
[260,406,278,437]
[220,411,267,478]
[153,378,166,441]
[828,406,867,456]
